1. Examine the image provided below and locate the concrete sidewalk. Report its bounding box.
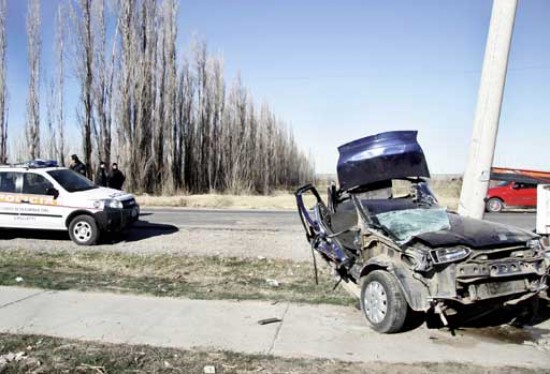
[0,286,549,369]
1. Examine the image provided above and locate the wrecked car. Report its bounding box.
[296,131,548,333]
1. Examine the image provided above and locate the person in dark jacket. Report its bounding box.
[69,154,87,176]
[95,161,108,187]
[109,163,126,190]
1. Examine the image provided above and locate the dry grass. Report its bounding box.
[136,192,316,210]
[136,180,462,211]
[0,333,538,374]
[0,250,354,306]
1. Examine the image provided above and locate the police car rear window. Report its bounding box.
[47,169,97,193]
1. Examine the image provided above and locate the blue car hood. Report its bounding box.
[337,131,430,191]
[412,213,537,249]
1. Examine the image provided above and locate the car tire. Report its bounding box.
[360,270,408,333]
[68,215,100,245]
[485,197,504,213]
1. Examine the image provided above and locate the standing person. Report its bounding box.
[69,154,87,176]
[95,161,108,187]
[109,163,126,190]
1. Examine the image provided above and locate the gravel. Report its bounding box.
[0,226,312,262]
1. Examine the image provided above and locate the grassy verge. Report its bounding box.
[0,333,537,374]
[135,192,309,210]
[135,181,461,210]
[0,250,354,306]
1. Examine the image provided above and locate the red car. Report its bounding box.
[485,181,538,212]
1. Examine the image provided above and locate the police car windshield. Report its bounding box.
[47,169,98,193]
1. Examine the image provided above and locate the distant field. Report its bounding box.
[136,178,462,210]
[136,192,308,210]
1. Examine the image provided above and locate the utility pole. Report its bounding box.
[459,0,518,219]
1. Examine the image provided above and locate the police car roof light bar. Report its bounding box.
[0,159,59,169]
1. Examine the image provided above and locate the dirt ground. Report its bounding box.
[0,226,312,261]
[0,333,543,374]
[0,200,548,372]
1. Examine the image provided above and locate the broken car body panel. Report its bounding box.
[412,214,537,248]
[337,131,430,192]
[296,131,548,332]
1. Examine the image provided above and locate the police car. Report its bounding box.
[0,160,139,245]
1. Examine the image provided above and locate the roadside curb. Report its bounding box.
[0,286,548,369]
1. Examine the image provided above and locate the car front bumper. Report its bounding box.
[94,205,140,232]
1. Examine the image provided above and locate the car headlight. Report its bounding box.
[527,239,545,252]
[94,199,123,209]
[105,199,123,209]
[431,247,470,264]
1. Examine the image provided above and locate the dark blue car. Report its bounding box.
[296,131,547,333]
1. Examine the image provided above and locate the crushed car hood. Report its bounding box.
[337,131,430,192]
[412,213,537,249]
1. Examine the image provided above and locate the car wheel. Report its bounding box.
[69,215,100,245]
[486,198,504,213]
[360,270,408,333]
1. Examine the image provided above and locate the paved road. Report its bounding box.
[139,208,304,231]
[141,208,537,231]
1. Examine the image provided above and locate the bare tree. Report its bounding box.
[26,0,41,160]
[45,80,56,159]
[53,0,316,193]
[178,59,195,192]
[160,0,177,194]
[209,56,225,191]
[68,0,95,177]
[81,0,93,177]
[55,3,65,165]
[91,0,113,167]
[0,0,7,164]
[114,0,136,187]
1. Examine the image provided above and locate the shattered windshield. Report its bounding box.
[375,208,450,242]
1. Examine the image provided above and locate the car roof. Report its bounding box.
[0,166,68,173]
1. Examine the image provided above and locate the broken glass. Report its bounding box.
[375,208,450,242]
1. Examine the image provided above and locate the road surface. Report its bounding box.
[140,208,537,231]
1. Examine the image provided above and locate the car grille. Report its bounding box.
[458,245,542,277]
[122,198,136,209]
[469,278,529,300]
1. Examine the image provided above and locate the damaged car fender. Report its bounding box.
[359,250,432,312]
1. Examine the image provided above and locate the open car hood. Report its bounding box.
[337,131,430,192]
[411,213,537,249]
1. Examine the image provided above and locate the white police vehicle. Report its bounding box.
[0,160,139,245]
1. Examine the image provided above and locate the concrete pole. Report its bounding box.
[458,0,518,219]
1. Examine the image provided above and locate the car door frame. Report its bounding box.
[18,171,64,229]
[0,171,23,227]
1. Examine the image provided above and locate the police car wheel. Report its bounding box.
[69,215,99,245]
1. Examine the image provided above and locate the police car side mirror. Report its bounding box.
[46,187,59,199]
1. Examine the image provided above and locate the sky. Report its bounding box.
[4,0,550,174]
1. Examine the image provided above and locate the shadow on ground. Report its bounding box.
[0,221,179,244]
[106,221,179,243]
[423,297,550,344]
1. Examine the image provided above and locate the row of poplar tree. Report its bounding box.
[0,0,315,194]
